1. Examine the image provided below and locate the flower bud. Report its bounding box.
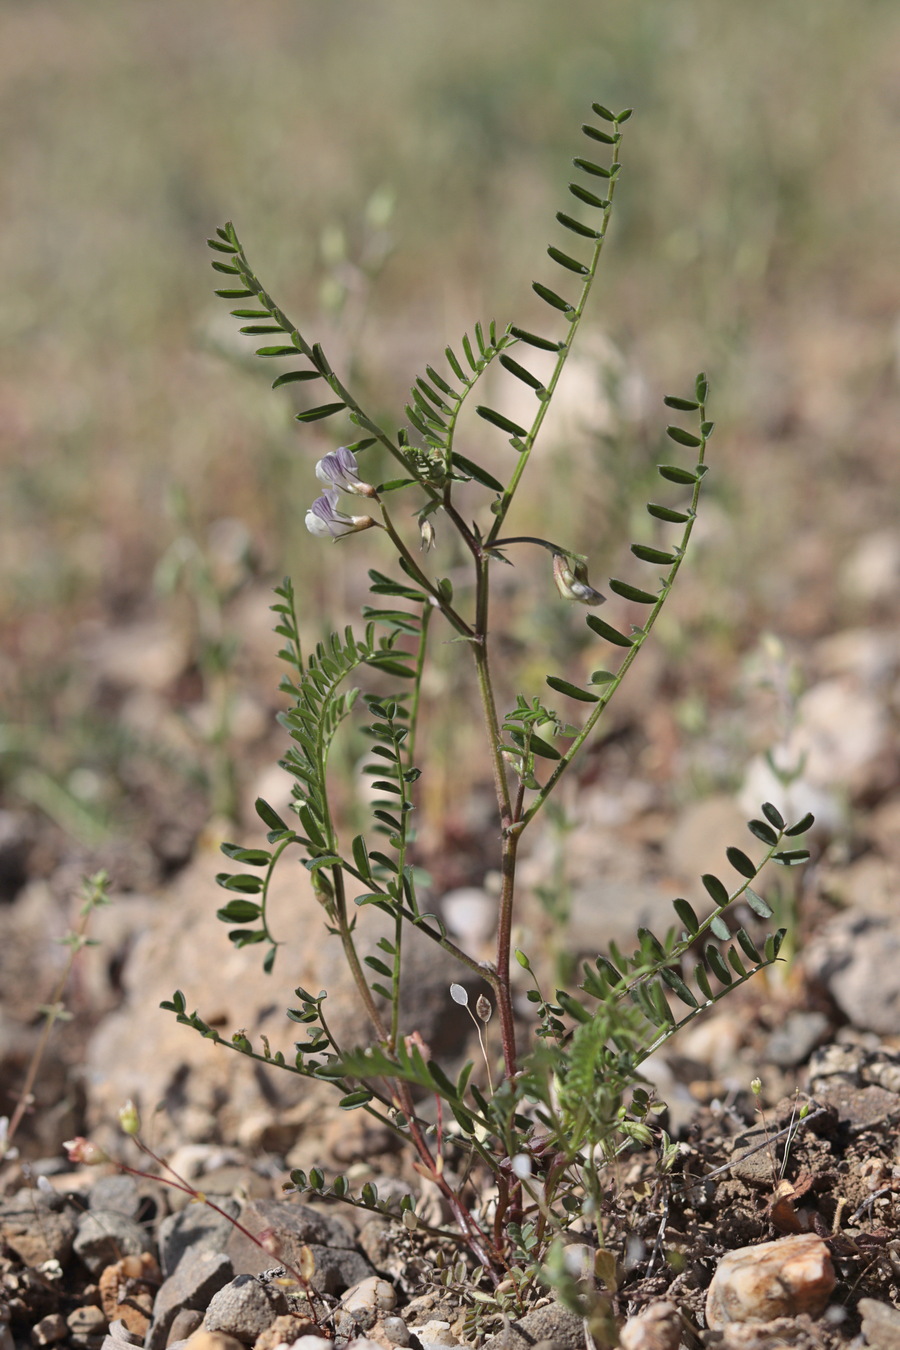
[63,1137,110,1166]
[118,1100,141,1136]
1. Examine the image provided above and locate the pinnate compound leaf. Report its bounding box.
[748,819,779,847]
[499,354,545,390]
[295,403,346,423]
[573,158,611,179]
[272,370,321,388]
[736,928,762,963]
[609,579,658,605]
[672,898,700,936]
[726,846,756,879]
[658,464,699,485]
[586,614,634,647]
[702,873,730,907]
[546,676,599,703]
[216,899,262,923]
[339,1091,374,1109]
[631,544,676,565]
[509,325,562,352]
[532,282,574,313]
[705,946,732,985]
[547,246,589,275]
[476,406,528,437]
[569,183,609,209]
[451,453,504,492]
[660,967,699,1008]
[647,502,690,523]
[774,848,810,866]
[217,873,264,893]
[581,125,616,144]
[744,887,773,919]
[556,212,601,239]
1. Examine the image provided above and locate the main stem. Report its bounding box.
[471,549,518,1079]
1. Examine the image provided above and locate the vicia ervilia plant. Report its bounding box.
[163,102,811,1306]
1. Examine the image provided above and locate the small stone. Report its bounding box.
[74,1210,153,1276]
[31,1315,67,1347]
[0,1189,78,1266]
[67,1305,108,1345]
[204,1274,289,1341]
[285,1340,332,1350]
[251,1315,320,1350]
[379,1316,411,1346]
[859,1297,900,1348]
[185,1334,246,1350]
[169,1310,205,1344]
[416,1320,456,1346]
[98,1253,160,1338]
[812,1082,900,1134]
[147,1249,233,1350]
[618,1302,680,1350]
[341,1276,397,1315]
[765,1011,830,1068]
[481,1301,585,1350]
[705,1234,835,1329]
[89,1174,142,1219]
[100,1320,144,1349]
[158,1197,241,1277]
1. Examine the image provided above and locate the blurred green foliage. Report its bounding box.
[1,0,898,836]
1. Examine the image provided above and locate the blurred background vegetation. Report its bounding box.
[1,0,898,876]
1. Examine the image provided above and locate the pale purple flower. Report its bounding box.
[305,489,376,539]
[552,554,605,606]
[315,447,375,496]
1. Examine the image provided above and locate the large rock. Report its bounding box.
[706,1235,835,1329]
[85,845,476,1149]
[803,913,900,1036]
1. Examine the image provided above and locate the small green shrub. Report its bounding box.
[163,102,811,1308]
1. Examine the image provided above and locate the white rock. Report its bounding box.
[619,1301,680,1350]
[440,888,496,945]
[340,1276,397,1315]
[705,1234,835,1329]
[415,1322,457,1347]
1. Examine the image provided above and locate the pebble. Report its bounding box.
[415,1320,456,1346]
[481,1301,585,1350]
[100,1320,143,1349]
[804,913,900,1035]
[74,1210,153,1276]
[859,1297,900,1348]
[379,1316,411,1346]
[30,1314,67,1347]
[618,1301,681,1350]
[705,1234,835,1329]
[0,1189,78,1267]
[67,1305,108,1346]
[184,1334,246,1350]
[88,1174,142,1219]
[169,1310,205,1343]
[204,1274,289,1341]
[158,1197,241,1278]
[764,1010,830,1068]
[98,1253,160,1338]
[146,1248,234,1350]
[341,1276,397,1315]
[251,1314,321,1350]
